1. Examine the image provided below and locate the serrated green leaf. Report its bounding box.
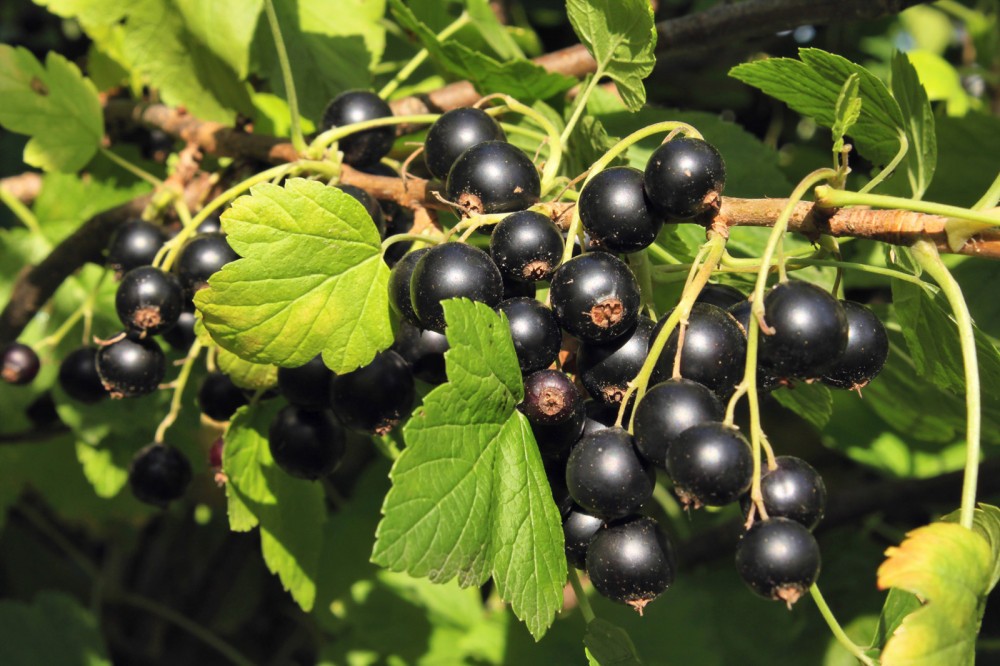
[565,107,625,176]
[32,172,150,244]
[216,347,278,390]
[772,382,834,431]
[891,52,937,198]
[175,0,263,79]
[872,588,922,655]
[831,74,862,154]
[372,300,566,640]
[464,0,524,59]
[195,178,393,372]
[0,45,103,172]
[584,618,643,665]
[566,0,656,111]
[0,592,110,666]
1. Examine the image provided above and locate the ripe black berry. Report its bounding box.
[566,427,654,520]
[759,281,848,379]
[424,108,507,181]
[392,322,449,385]
[582,399,617,437]
[644,137,726,219]
[268,406,346,480]
[586,515,675,613]
[549,253,641,343]
[58,347,107,403]
[278,355,334,408]
[563,504,604,570]
[195,214,222,235]
[821,301,889,390]
[736,518,821,607]
[446,141,540,215]
[521,369,582,426]
[330,350,414,434]
[161,309,197,352]
[727,300,781,392]
[321,90,395,167]
[666,422,752,508]
[174,232,238,293]
[696,283,744,310]
[578,316,654,405]
[197,372,249,422]
[337,184,386,236]
[579,167,664,253]
[107,220,166,274]
[410,243,503,332]
[96,334,166,398]
[633,378,722,468]
[129,443,192,507]
[651,303,746,398]
[741,456,827,530]
[497,297,561,374]
[1,342,40,385]
[388,248,430,327]
[116,266,184,336]
[489,210,563,283]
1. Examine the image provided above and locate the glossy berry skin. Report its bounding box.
[566,427,654,520]
[197,372,249,422]
[320,90,395,167]
[129,443,192,507]
[736,518,821,606]
[116,267,184,336]
[161,309,197,352]
[760,281,848,379]
[446,141,540,214]
[330,350,414,434]
[498,298,561,374]
[392,322,449,385]
[666,423,752,508]
[633,378,723,468]
[268,406,346,480]
[278,355,334,408]
[337,184,386,236]
[521,369,582,426]
[696,283,744,310]
[549,254,641,343]
[741,456,827,530]
[578,316,654,405]
[821,301,889,390]
[579,167,664,253]
[489,210,563,283]
[586,515,675,612]
[410,243,503,332]
[195,215,222,235]
[643,137,726,219]
[175,233,238,293]
[107,220,166,274]
[424,108,507,180]
[727,300,781,392]
[582,400,617,437]
[96,334,166,399]
[563,504,604,570]
[388,248,430,326]
[58,347,107,403]
[1,342,40,385]
[651,303,746,398]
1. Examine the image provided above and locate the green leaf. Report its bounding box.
[464,0,524,59]
[584,618,643,665]
[772,383,834,431]
[175,0,263,79]
[223,401,327,610]
[372,300,566,640]
[0,45,103,172]
[566,0,656,111]
[564,106,625,176]
[872,588,922,655]
[891,52,937,198]
[195,178,393,373]
[216,347,278,390]
[32,172,150,244]
[831,74,861,154]
[0,592,110,665]
[926,113,1000,207]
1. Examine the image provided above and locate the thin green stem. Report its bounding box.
[373,434,401,461]
[499,122,547,144]
[588,122,702,184]
[154,340,204,443]
[628,250,656,318]
[0,186,43,236]
[809,585,876,666]
[381,233,441,252]
[972,172,1000,211]
[36,270,109,352]
[559,72,602,146]
[815,186,1000,227]
[645,242,683,265]
[494,95,563,195]
[567,567,596,624]
[310,114,441,157]
[379,13,470,99]
[661,253,930,287]
[652,483,690,540]
[858,129,908,195]
[99,147,162,187]
[263,0,306,154]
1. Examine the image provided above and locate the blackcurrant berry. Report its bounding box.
[521,369,582,426]
[161,309,197,352]
[26,392,60,427]
[497,297,561,374]
[446,141,540,215]
[277,355,333,408]
[96,334,166,398]
[644,137,726,219]
[821,301,889,390]
[741,456,827,530]
[563,504,604,570]
[116,266,184,336]
[582,399,617,437]
[1,342,40,385]
[586,515,675,613]
[195,214,222,235]
[566,427,654,520]
[107,220,166,274]
[727,300,781,392]
[330,350,414,434]
[549,254,641,343]
[578,316,654,405]
[548,463,575,517]
[140,129,175,161]
[424,108,507,181]
[268,405,346,480]
[696,283,744,310]
[337,184,386,236]
[666,422,752,508]
[489,210,563,283]
[502,277,536,300]
[735,518,821,607]
[410,243,503,332]
[129,443,192,507]
[650,303,746,398]
[321,90,395,167]
[174,232,239,293]
[197,372,249,422]
[579,167,664,253]
[633,378,722,468]
[759,281,848,379]
[392,322,449,385]
[388,248,430,327]
[58,347,107,403]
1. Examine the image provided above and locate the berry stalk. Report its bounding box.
[809,585,876,666]
[154,339,204,444]
[263,0,306,154]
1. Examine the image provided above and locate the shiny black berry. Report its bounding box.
[195,214,222,235]
[582,399,618,437]
[392,322,449,385]
[696,283,744,310]
[388,248,430,326]
[197,372,248,422]
[644,137,726,219]
[278,355,334,408]
[161,308,197,352]
[549,253,641,343]
[446,141,540,215]
[759,281,848,379]
[498,297,561,374]
[330,350,414,434]
[129,443,192,507]
[821,301,889,390]
[489,210,563,283]
[337,184,386,236]
[175,232,238,293]
[321,90,395,167]
[736,518,821,607]
[727,300,781,392]
[58,347,107,403]
[586,515,675,613]
[116,266,184,336]
[563,504,604,570]
[424,108,507,181]
[1,342,40,385]
[107,220,166,274]
[651,303,746,398]
[741,456,827,530]
[96,334,166,399]
[633,378,722,468]
[521,369,582,426]
[566,427,654,520]
[268,406,346,480]
[579,167,664,253]
[410,243,503,332]
[666,422,752,508]
[578,316,653,406]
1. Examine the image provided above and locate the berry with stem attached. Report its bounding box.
[566,427,654,519]
[58,347,107,403]
[268,405,346,480]
[107,220,166,274]
[759,281,848,379]
[392,322,449,385]
[197,372,249,422]
[321,90,395,167]
[651,303,746,398]
[446,141,540,215]
[174,232,239,294]
[821,301,889,390]
[549,253,641,343]
[579,166,664,253]
[633,378,722,468]
[586,515,676,613]
[735,517,821,607]
[696,283,745,310]
[563,504,604,570]
[129,443,192,507]
[410,243,503,332]
[116,266,184,336]
[489,210,563,283]
[497,297,561,375]
[96,334,166,399]
[2,342,40,385]
[578,316,654,406]
[278,355,334,408]
[330,350,415,434]
[740,456,827,530]
[644,137,726,219]
[666,422,752,508]
[424,108,507,181]
[521,369,582,426]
